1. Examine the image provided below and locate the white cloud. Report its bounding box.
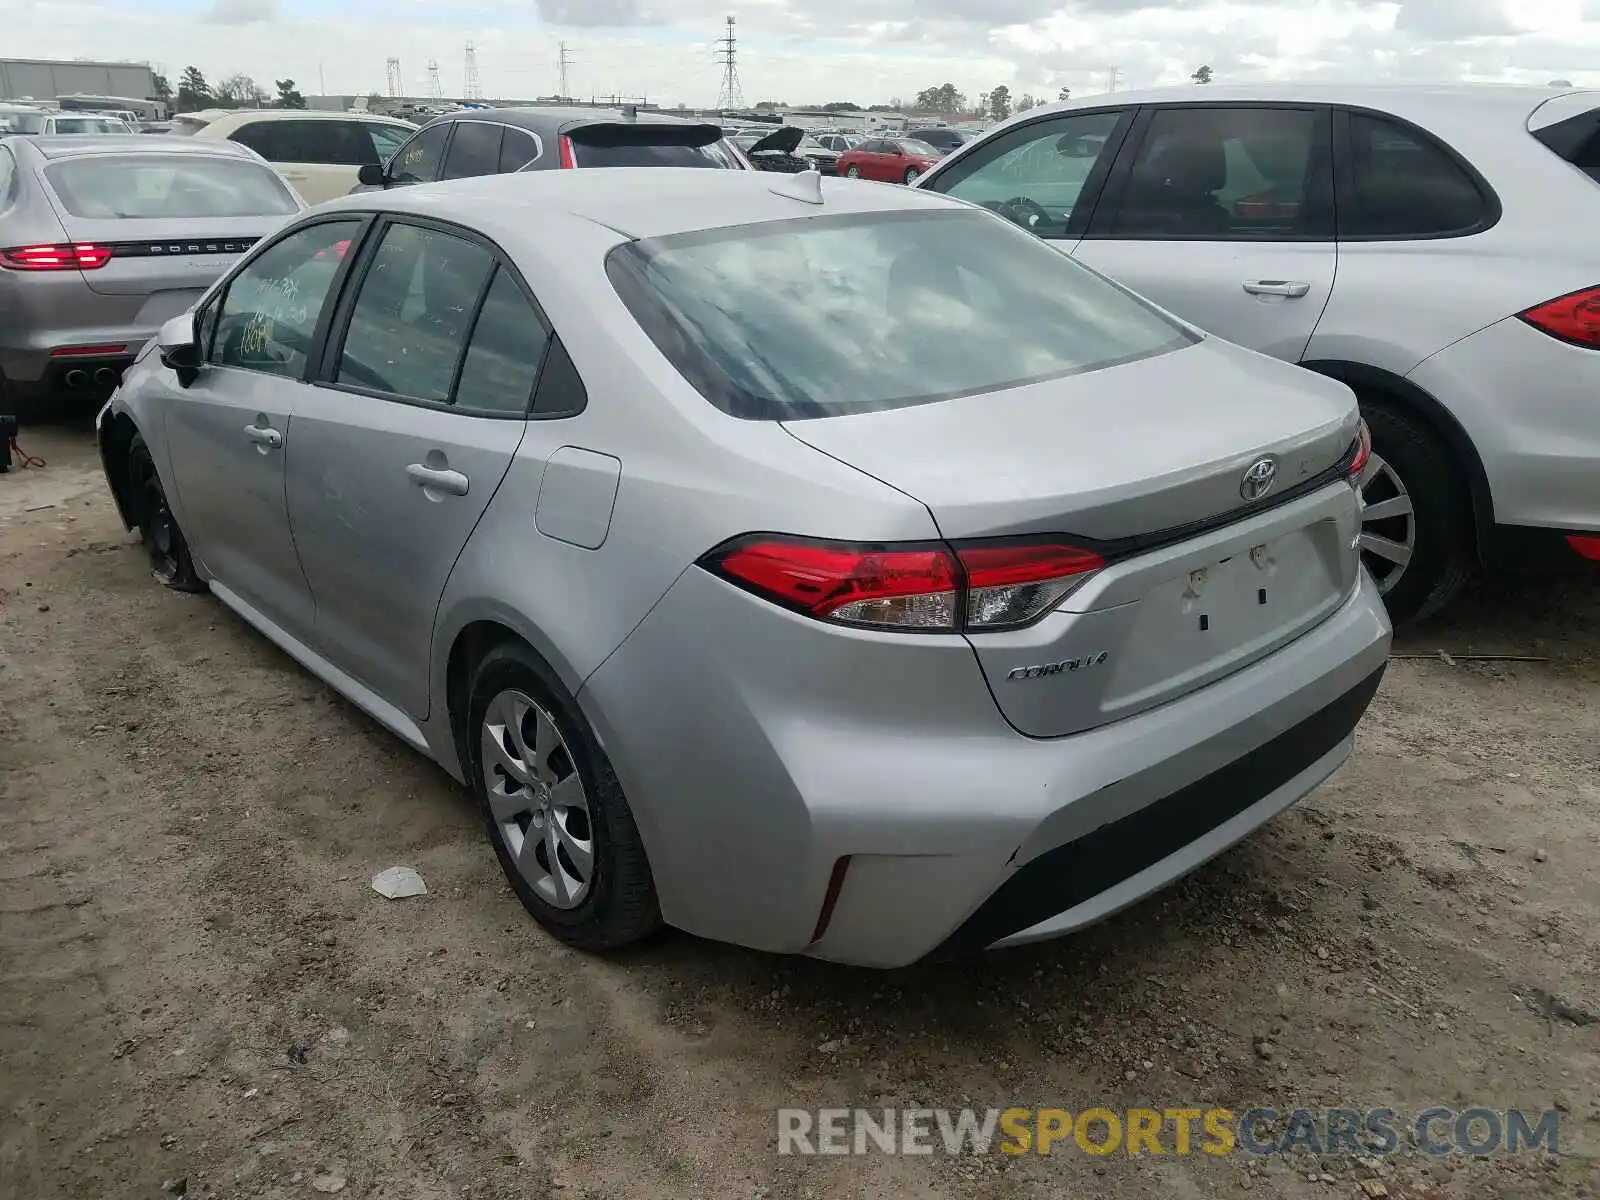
[4,0,1600,105]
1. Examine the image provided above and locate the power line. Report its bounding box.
[464,41,482,100]
[426,59,443,100]
[715,15,744,111]
[385,57,403,98]
[558,41,573,100]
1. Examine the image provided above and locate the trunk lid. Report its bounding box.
[782,338,1365,736]
[51,215,275,297]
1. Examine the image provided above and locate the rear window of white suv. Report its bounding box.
[46,155,300,218]
[608,208,1194,419]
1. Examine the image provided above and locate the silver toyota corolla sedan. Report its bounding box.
[0,135,304,420]
[97,168,1391,967]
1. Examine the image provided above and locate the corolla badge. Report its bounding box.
[1006,652,1109,681]
[1239,456,1279,502]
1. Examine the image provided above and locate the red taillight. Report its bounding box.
[702,534,1105,632]
[0,242,114,271]
[1568,533,1600,561]
[1518,285,1600,348]
[1347,419,1372,481]
[50,343,128,358]
[558,135,576,169]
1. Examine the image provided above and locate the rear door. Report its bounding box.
[921,106,1133,246]
[1072,103,1337,363]
[163,215,366,641]
[284,216,537,716]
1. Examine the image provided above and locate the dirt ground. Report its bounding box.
[2,414,1596,1200]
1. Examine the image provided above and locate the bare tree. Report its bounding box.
[216,72,267,107]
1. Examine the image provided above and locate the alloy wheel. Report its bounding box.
[1356,450,1416,595]
[480,689,594,910]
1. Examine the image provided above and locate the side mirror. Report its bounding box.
[158,312,201,385]
[357,162,385,187]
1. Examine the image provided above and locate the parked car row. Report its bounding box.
[95,166,1390,968]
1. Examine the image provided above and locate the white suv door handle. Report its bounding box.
[406,463,470,496]
[244,424,283,449]
[1243,280,1311,298]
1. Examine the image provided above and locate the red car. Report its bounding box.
[836,136,943,184]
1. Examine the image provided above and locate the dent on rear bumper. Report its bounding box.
[581,567,1391,969]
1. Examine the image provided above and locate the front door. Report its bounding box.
[285,218,548,717]
[1071,104,1338,363]
[162,216,367,640]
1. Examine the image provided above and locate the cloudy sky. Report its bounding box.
[4,0,1597,106]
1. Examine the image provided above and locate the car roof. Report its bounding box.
[318,165,968,242]
[15,135,264,161]
[1029,82,1600,127]
[184,108,409,124]
[422,106,713,135]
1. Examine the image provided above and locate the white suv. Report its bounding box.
[174,109,416,204]
[917,84,1600,622]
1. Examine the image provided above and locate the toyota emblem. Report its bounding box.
[1240,456,1278,501]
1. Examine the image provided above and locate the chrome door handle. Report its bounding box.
[1242,280,1311,298]
[406,463,470,496]
[244,424,283,449]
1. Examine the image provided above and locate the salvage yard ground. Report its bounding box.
[2,417,1596,1200]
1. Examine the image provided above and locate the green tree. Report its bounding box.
[1016,93,1037,113]
[177,66,212,112]
[914,83,967,113]
[988,85,1011,121]
[152,73,172,103]
[822,101,860,112]
[1191,64,1213,84]
[274,78,307,109]
[1058,86,1071,102]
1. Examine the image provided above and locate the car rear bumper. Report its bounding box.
[1407,314,1600,533]
[580,562,1391,968]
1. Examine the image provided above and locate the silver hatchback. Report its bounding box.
[0,136,303,420]
[98,169,1390,967]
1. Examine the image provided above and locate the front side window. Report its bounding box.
[213,219,362,378]
[1340,111,1488,238]
[931,110,1124,238]
[454,268,552,414]
[45,155,300,219]
[1110,106,1326,238]
[335,222,494,402]
[608,209,1193,420]
[0,110,44,134]
[390,123,449,184]
[442,121,503,180]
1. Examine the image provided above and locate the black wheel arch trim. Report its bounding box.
[97,408,141,531]
[1298,359,1494,557]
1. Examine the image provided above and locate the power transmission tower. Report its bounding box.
[426,60,443,100]
[385,57,403,97]
[463,41,482,100]
[557,41,573,100]
[715,15,744,111]
[1106,66,1121,93]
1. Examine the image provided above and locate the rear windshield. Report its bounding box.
[0,111,45,134]
[570,139,740,169]
[45,156,300,219]
[608,208,1194,420]
[53,117,131,134]
[1533,107,1600,182]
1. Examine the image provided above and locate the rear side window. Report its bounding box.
[44,156,300,218]
[1339,111,1489,238]
[442,121,503,180]
[237,119,380,166]
[336,222,495,402]
[500,128,540,172]
[1532,106,1600,182]
[453,268,552,414]
[607,209,1193,420]
[52,116,130,134]
[1108,106,1328,238]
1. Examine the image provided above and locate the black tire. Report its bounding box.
[128,433,205,592]
[467,641,661,952]
[1359,399,1474,625]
